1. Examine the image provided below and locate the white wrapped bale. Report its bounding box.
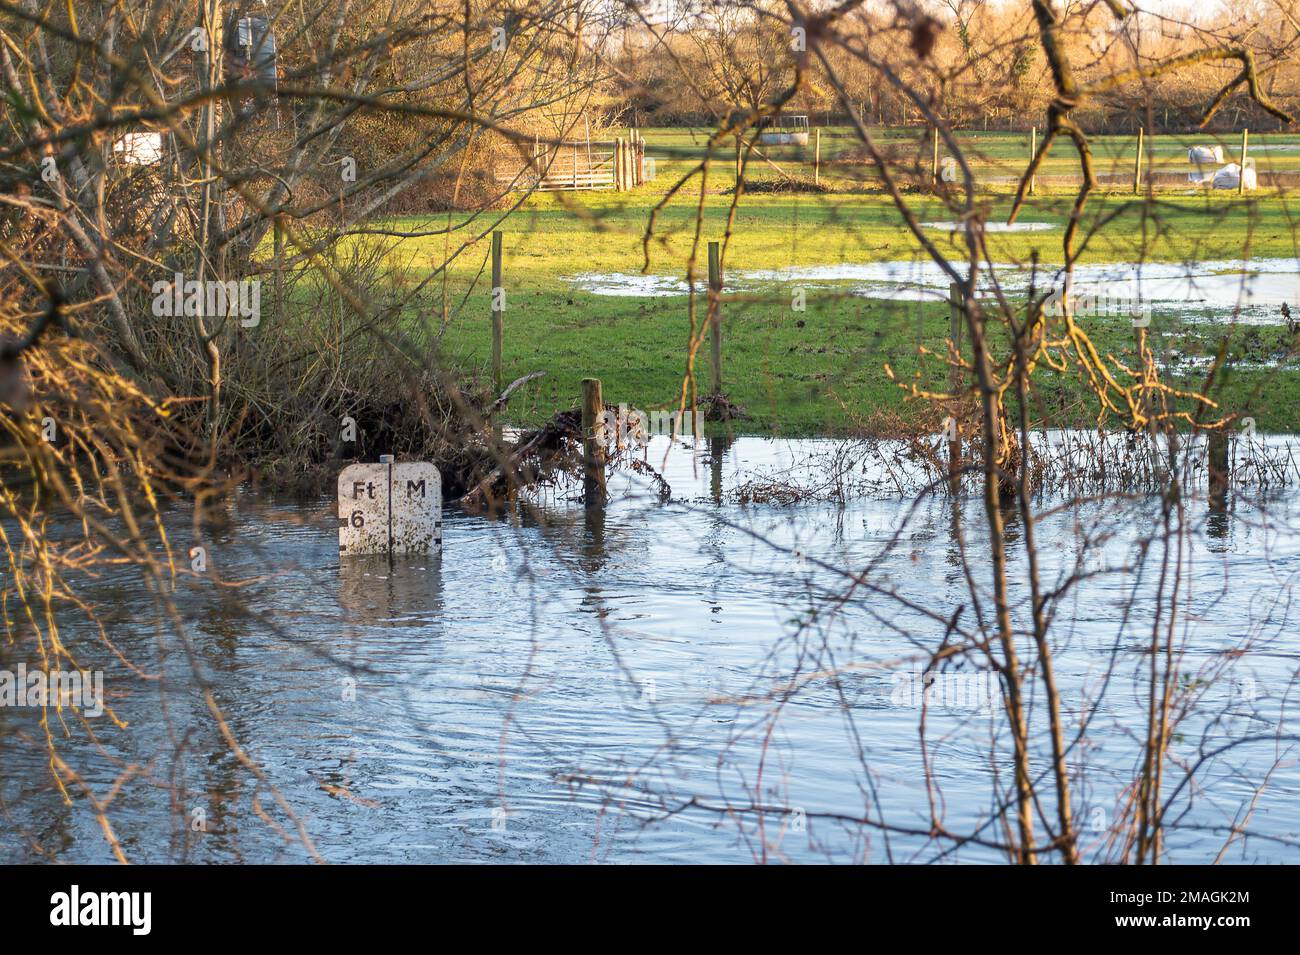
[1211,162,1257,191]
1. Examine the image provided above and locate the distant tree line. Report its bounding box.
[609,1,1300,133]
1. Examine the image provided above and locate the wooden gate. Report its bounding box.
[496,136,645,192]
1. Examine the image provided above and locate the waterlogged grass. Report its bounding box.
[360,128,1300,434]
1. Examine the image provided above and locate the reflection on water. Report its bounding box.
[2,436,1298,863]
[707,434,732,505]
[338,555,445,622]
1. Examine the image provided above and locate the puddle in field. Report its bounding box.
[568,257,1300,324]
[920,220,1057,233]
[570,272,692,297]
[1162,353,1284,372]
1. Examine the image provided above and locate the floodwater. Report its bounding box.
[2,436,1299,863]
[569,257,1300,324]
[919,220,1056,233]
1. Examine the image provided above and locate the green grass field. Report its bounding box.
[638,125,1300,190]
[372,128,1300,434]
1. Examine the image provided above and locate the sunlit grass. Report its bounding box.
[355,127,1300,434]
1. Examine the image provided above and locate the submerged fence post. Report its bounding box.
[708,241,723,395]
[1208,428,1229,510]
[1239,128,1250,195]
[581,378,607,507]
[709,435,726,504]
[491,231,503,392]
[948,282,963,491]
[1133,126,1144,194]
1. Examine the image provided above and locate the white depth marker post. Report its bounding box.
[338,455,442,556]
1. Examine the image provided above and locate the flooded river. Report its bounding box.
[2,437,1298,863]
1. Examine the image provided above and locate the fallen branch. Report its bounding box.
[485,370,545,418]
[456,409,581,510]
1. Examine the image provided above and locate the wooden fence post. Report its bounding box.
[708,241,723,395]
[334,185,343,332]
[931,125,939,186]
[814,127,821,185]
[1133,126,1144,194]
[491,231,503,392]
[581,378,607,507]
[1208,428,1229,510]
[1029,126,1037,195]
[948,282,963,491]
[273,217,283,321]
[709,435,726,505]
[1239,127,1250,195]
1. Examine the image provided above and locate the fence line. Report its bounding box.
[496,136,645,192]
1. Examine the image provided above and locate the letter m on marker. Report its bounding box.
[406,479,426,497]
